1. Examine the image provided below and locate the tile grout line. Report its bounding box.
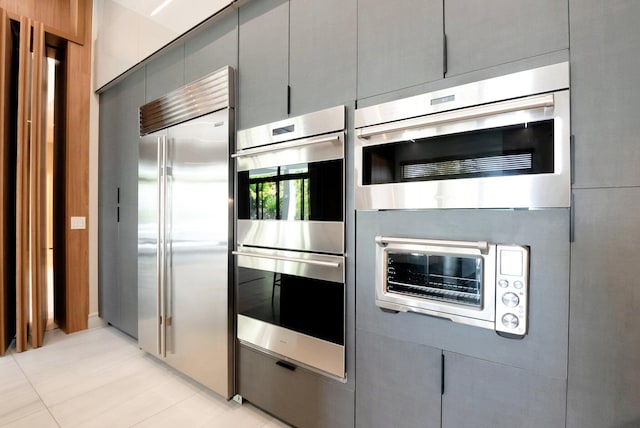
[9,346,63,428]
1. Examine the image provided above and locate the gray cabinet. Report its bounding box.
[238,345,355,428]
[145,44,185,103]
[238,0,289,130]
[238,0,357,128]
[357,0,443,100]
[567,188,640,428]
[444,0,569,77]
[442,352,566,428]
[185,9,238,83]
[570,1,640,188]
[356,330,442,428]
[98,69,144,338]
[288,0,357,116]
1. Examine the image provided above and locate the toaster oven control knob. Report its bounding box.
[498,279,509,288]
[501,313,519,329]
[514,280,524,289]
[501,292,519,307]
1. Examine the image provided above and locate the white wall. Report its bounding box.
[93,0,233,90]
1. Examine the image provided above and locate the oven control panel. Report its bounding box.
[494,245,529,338]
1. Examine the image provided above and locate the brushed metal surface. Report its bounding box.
[237,314,346,380]
[138,132,164,359]
[237,219,344,254]
[140,66,233,135]
[236,105,345,151]
[354,62,569,129]
[375,237,497,329]
[234,246,345,284]
[234,132,344,172]
[138,109,233,398]
[354,89,571,210]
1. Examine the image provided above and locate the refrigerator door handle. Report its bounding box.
[159,135,167,357]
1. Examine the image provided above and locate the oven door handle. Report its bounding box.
[357,94,554,140]
[231,134,341,158]
[375,236,489,254]
[232,250,342,268]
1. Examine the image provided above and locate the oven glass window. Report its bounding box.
[386,252,483,307]
[238,159,343,221]
[237,267,344,345]
[363,119,554,185]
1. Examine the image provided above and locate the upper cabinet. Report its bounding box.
[288,0,357,116]
[238,0,289,130]
[238,0,357,129]
[357,0,444,100]
[356,0,568,101]
[444,0,569,77]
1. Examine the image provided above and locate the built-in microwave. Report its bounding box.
[375,236,529,338]
[354,62,571,210]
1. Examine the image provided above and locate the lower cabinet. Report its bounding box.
[238,345,355,428]
[442,352,566,428]
[356,330,567,428]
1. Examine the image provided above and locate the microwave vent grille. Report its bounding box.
[401,153,532,180]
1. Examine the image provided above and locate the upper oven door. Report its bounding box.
[235,132,345,254]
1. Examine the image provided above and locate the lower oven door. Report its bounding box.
[234,247,346,380]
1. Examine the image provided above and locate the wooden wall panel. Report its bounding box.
[62,4,91,333]
[0,8,13,355]
[15,16,30,352]
[0,0,85,44]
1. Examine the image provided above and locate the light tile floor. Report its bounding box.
[0,326,290,428]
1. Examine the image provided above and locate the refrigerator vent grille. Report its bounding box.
[139,66,233,135]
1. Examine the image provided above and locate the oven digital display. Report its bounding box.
[386,252,483,308]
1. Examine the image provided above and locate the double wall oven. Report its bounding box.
[233,106,346,380]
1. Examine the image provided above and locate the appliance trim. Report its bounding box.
[237,314,346,381]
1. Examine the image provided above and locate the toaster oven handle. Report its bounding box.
[358,94,554,139]
[375,236,490,254]
[231,134,341,158]
[232,250,342,268]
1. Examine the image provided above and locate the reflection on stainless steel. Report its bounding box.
[140,66,233,135]
[237,219,344,255]
[375,236,530,337]
[234,246,344,284]
[138,66,233,398]
[234,132,344,172]
[234,106,347,380]
[237,105,345,150]
[237,315,346,380]
[354,62,571,210]
[354,62,569,129]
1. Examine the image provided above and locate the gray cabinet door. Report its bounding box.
[356,330,442,428]
[239,345,355,428]
[444,0,568,77]
[570,1,640,188]
[98,69,144,338]
[185,9,238,83]
[288,0,356,115]
[567,188,640,428]
[145,44,185,103]
[238,0,289,129]
[357,0,443,100]
[442,351,566,428]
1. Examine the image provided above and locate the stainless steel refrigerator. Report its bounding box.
[137,67,234,398]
